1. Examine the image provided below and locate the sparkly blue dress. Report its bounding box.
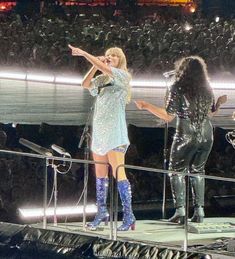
[89,67,130,155]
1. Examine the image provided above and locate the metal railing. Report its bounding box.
[1,149,235,251]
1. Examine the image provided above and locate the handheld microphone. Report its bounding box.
[163,70,175,78]
[51,144,69,156]
[19,138,52,156]
[98,82,112,94]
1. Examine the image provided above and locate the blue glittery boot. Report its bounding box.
[86,177,109,230]
[117,179,136,231]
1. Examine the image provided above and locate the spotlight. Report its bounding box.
[19,205,97,218]
[184,22,192,31]
[184,2,197,14]
[215,16,220,23]
[189,4,196,13]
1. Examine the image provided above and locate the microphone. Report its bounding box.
[51,144,69,156]
[163,70,175,78]
[95,74,113,94]
[98,82,112,94]
[19,138,52,156]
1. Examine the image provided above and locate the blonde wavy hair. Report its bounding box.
[105,47,131,103]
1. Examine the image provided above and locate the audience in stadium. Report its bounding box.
[0,10,234,78]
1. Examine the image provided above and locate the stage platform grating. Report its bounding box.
[0,217,234,258]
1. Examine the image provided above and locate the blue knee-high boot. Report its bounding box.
[117,179,136,231]
[86,177,109,230]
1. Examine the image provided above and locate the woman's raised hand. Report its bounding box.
[217,95,228,105]
[97,56,107,63]
[68,44,86,56]
[135,100,147,110]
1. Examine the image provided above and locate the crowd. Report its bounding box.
[0,8,234,77]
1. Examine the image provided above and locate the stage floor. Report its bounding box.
[33,217,235,258]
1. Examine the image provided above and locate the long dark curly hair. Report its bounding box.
[174,56,214,127]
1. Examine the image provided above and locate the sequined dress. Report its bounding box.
[165,83,215,173]
[89,67,130,155]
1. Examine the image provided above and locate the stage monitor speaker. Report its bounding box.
[227,239,235,252]
[188,222,235,234]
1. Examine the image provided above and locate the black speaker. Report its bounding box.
[212,195,235,213]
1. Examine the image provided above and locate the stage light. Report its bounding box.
[19,204,97,218]
[131,80,166,87]
[184,2,197,14]
[0,71,26,80]
[211,82,235,89]
[215,16,220,23]
[189,4,196,13]
[0,5,6,10]
[55,76,82,84]
[184,23,192,31]
[0,70,234,89]
[26,73,54,83]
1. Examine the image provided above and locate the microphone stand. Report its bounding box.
[19,138,52,229]
[78,103,94,230]
[161,74,172,219]
[162,120,168,219]
[52,161,58,226]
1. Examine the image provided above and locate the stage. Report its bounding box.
[1,217,235,258]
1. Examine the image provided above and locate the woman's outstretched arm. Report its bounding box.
[135,100,175,122]
[68,44,112,76]
[210,95,228,116]
[81,66,98,89]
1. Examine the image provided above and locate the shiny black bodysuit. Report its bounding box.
[165,83,215,216]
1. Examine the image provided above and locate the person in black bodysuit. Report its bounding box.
[135,56,227,224]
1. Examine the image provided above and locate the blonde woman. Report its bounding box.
[68,45,135,231]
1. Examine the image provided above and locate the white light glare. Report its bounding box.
[55,76,82,84]
[0,70,235,89]
[19,205,97,218]
[215,16,220,23]
[211,82,235,89]
[131,80,167,87]
[26,74,54,83]
[0,71,26,80]
[184,23,192,31]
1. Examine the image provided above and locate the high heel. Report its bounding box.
[86,177,109,231]
[169,175,186,225]
[117,179,136,231]
[168,207,185,225]
[117,214,136,231]
[191,206,204,223]
[86,213,109,230]
[190,175,205,223]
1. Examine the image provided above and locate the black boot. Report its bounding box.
[168,174,186,224]
[191,206,204,223]
[190,175,205,223]
[168,206,185,224]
